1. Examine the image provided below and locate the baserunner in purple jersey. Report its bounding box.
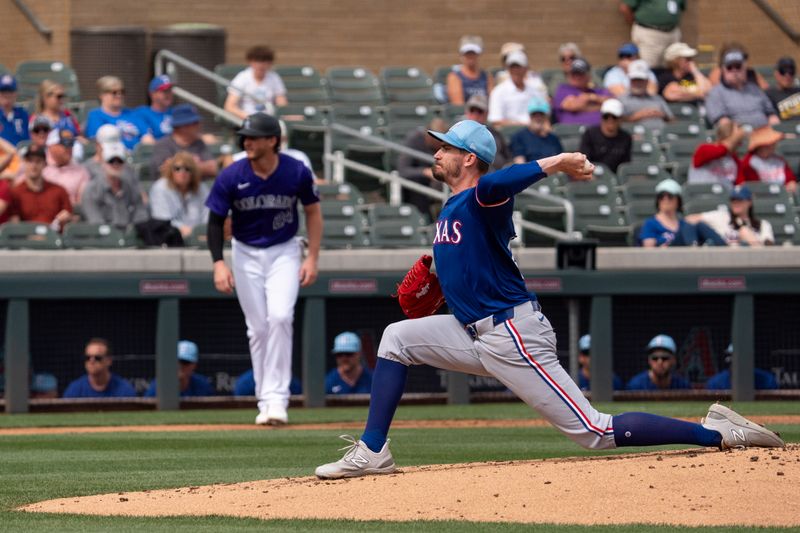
[315,119,784,479]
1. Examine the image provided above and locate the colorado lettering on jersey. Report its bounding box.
[433,219,463,244]
[233,193,296,211]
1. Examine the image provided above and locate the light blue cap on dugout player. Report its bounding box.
[579,334,591,353]
[428,119,497,165]
[646,334,677,355]
[178,340,199,364]
[332,332,361,354]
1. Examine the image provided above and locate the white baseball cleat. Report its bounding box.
[255,411,270,425]
[265,404,288,426]
[701,403,785,449]
[315,435,396,479]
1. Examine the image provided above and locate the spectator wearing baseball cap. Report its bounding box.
[144,340,215,398]
[553,58,612,127]
[766,57,800,120]
[30,373,58,399]
[463,94,511,171]
[488,50,548,128]
[603,43,658,97]
[225,44,287,119]
[63,338,137,398]
[575,334,624,392]
[0,74,30,146]
[133,75,175,142]
[705,343,779,390]
[685,184,774,246]
[9,144,72,231]
[738,126,796,194]
[446,35,494,106]
[510,97,563,164]
[619,0,684,68]
[325,331,373,395]
[578,98,632,173]
[85,76,146,150]
[626,334,690,391]
[706,46,778,129]
[708,43,770,91]
[150,103,217,180]
[43,128,90,205]
[657,42,711,103]
[618,59,674,133]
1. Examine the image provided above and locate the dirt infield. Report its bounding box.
[21,445,800,526]
[2,415,800,436]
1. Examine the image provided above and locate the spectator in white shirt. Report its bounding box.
[488,51,548,128]
[149,151,210,239]
[224,45,288,119]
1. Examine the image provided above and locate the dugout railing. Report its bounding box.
[2,248,800,414]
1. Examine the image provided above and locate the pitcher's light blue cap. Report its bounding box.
[646,334,677,355]
[332,332,361,354]
[579,334,591,353]
[428,119,496,165]
[178,340,199,363]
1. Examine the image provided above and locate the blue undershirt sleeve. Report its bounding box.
[475,162,547,206]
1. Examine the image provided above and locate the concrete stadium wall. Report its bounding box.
[3,1,799,76]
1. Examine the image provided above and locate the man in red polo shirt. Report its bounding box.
[9,145,71,230]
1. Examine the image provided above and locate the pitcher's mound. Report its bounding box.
[21,445,800,527]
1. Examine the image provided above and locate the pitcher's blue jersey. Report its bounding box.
[205,154,319,248]
[433,162,547,324]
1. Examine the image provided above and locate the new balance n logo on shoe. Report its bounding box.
[350,454,369,466]
[730,428,746,443]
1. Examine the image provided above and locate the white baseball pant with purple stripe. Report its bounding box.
[378,301,616,450]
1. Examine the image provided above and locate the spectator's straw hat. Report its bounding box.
[747,126,783,152]
[663,42,697,63]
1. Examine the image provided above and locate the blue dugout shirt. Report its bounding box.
[626,371,691,390]
[144,373,214,397]
[325,367,373,394]
[62,374,137,398]
[205,154,319,248]
[705,368,779,390]
[0,106,30,145]
[433,161,546,325]
[134,106,172,139]
[233,369,302,395]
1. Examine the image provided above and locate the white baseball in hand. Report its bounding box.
[583,159,595,174]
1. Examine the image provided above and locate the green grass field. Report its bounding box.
[1,401,797,532]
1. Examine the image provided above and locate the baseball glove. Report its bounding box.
[394,255,446,319]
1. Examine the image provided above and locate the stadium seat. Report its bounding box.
[746,181,793,205]
[380,66,436,104]
[274,65,330,104]
[616,161,671,184]
[560,136,580,153]
[432,65,456,103]
[621,180,657,205]
[766,216,800,245]
[564,178,620,207]
[441,103,465,123]
[666,102,701,123]
[631,139,663,162]
[287,124,326,172]
[498,124,525,143]
[343,144,390,196]
[316,182,365,204]
[62,223,130,249]
[276,104,328,125]
[326,67,384,104]
[15,60,80,103]
[552,123,585,141]
[522,204,566,247]
[214,63,246,106]
[0,222,62,249]
[385,103,438,142]
[183,224,208,248]
[684,182,728,199]
[571,199,627,231]
[661,122,705,141]
[663,138,702,163]
[753,196,794,220]
[584,223,632,246]
[590,163,617,184]
[320,199,366,222]
[367,203,428,227]
[625,200,656,225]
[321,220,371,249]
[777,138,800,159]
[685,196,728,215]
[753,64,776,88]
[369,220,430,248]
[329,104,386,150]
[773,121,800,136]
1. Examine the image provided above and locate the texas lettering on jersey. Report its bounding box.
[433,218,463,244]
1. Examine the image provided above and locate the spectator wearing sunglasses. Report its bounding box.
[578,98,631,172]
[31,80,80,137]
[657,42,711,103]
[553,58,612,127]
[0,75,29,146]
[545,42,582,96]
[80,140,149,228]
[149,152,210,239]
[463,94,511,170]
[706,49,778,129]
[626,334,690,391]
[150,104,218,180]
[134,75,175,142]
[707,43,770,90]
[63,338,136,398]
[85,76,146,150]
[766,57,800,121]
[603,43,657,97]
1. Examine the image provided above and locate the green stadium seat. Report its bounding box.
[584,223,632,246]
[666,102,701,122]
[441,103,465,122]
[661,122,706,141]
[523,204,566,247]
[274,65,330,105]
[631,139,663,162]
[367,203,427,227]
[625,200,657,225]
[616,161,671,184]
[685,182,728,199]
[326,66,384,104]
[287,124,326,172]
[590,163,617,184]
[0,222,62,249]
[663,138,702,161]
[773,121,800,136]
[183,224,208,248]
[15,60,80,103]
[552,123,585,141]
[343,144,390,196]
[62,222,130,249]
[560,136,580,153]
[213,63,246,106]
[385,103,438,142]
[572,200,627,232]
[777,138,800,159]
[316,182,365,204]
[369,220,430,248]
[498,124,524,143]
[685,196,728,215]
[565,178,620,207]
[320,200,368,227]
[621,180,657,204]
[329,104,386,150]
[380,66,436,104]
[276,104,328,126]
[745,181,793,204]
[321,220,371,249]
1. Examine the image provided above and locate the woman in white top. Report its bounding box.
[224,45,287,119]
[685,185,774,246]
[149,151,210,238]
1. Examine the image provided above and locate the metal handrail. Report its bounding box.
[752,0,800,42]
[12,0,51,39]
[518,188,576,236]
[154,49,267,105]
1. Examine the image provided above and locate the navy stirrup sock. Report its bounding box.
[361,358,408,453]
[613,412,722,448]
